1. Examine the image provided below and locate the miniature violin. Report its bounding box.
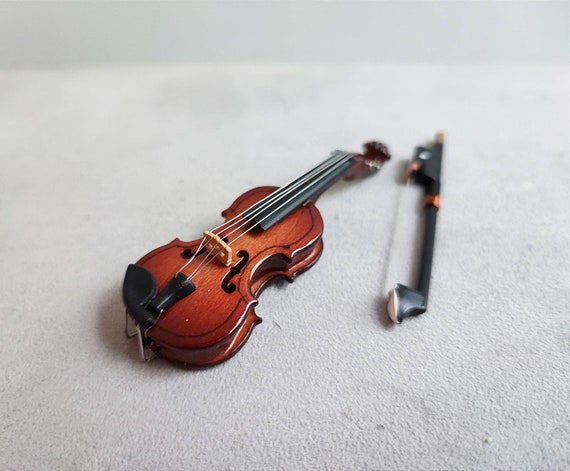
[123,142,390,367]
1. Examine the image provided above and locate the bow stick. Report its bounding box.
[387,133,444,323]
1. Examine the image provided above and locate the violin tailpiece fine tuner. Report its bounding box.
[123,141,391,367]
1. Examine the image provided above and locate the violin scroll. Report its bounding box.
[344,141,391,180]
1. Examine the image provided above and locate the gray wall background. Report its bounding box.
[0,0,568,66]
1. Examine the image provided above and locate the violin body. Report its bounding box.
[123,142,390,367]
[134,186,323,367]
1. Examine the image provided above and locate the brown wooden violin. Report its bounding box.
[123,142,390,367]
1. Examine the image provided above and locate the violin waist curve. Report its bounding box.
[127,186,324,367]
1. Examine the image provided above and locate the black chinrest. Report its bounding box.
[123,264,158,329]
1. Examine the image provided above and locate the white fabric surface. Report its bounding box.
[1,64,568,470]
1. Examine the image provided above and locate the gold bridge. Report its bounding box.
[203,231,233,266]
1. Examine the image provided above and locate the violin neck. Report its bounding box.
[244,151,356,230]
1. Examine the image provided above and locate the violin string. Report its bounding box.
[177,151,350,276]
[187,152,355,280]
[213,151,351,241]
[175,238,207,274]
[187,153,354,279]
[212,150,349,236]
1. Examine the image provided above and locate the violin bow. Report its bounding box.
[387,133,444,323]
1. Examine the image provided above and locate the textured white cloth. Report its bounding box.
[1,64,568,470]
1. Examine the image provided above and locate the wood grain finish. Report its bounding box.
[135,186,324,367]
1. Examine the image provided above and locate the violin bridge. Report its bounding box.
[203,230,233,266]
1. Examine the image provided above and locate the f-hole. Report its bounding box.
[222,250,249,293]
[181,246,207,259]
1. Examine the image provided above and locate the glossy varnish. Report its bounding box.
[136,186,324,367]
[125,141,390,367]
